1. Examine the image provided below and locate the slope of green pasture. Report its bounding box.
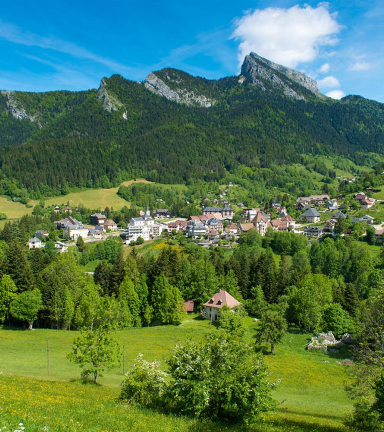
[0,318,352,431]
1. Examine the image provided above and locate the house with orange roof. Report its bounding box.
[203,290,241,322]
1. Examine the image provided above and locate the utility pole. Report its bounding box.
[122,345,125,376]
[47,337,50,377]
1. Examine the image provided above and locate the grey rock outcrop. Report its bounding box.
[0,90,37,123]
[144,72,215,108]
[96,78,124,113]
[241,52,322,101]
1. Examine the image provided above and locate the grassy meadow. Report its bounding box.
[0,179,186,221]
[0,316,353,431]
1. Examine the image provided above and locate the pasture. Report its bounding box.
[0,317,353,431]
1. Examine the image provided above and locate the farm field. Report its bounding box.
[0,317,352,431]
[0,196,33,219]
[0,179,187,220]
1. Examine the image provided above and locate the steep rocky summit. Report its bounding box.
[144,70,215,107]
[241,52,321,101]
[96,78,124,112]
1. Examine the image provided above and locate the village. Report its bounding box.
[27,186,384,251]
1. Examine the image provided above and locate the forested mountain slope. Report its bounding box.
[0,52,383,198]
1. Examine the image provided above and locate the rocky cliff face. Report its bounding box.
[144,72,215,107]
[0,90,37,123]
[241,52,321,100]
[96,78,124,112]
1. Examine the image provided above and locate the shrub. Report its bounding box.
[120,354,166,408]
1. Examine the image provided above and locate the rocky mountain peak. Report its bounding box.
[96,78,124,112]
[0,90,39,124]
[144,70,215,107]
[241,52,321,100]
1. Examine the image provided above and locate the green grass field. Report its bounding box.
[0,317,352,431]
[0,196,33,219]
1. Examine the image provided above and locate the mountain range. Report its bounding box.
[0,52,383,198]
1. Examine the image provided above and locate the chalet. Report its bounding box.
[53,206,61,213]
[29,237,42,249]
[207,229,220,240]
[104,219,118,231]
[167,220,188,232]
[326,199,338,211]
[297,194,330,206]
[225,222,239,236]
[361,198,375,209]
[352,215,375,224]
[64,205,72,213]
[301,208,321,223]
[90,213,106,226]
[303,226,323,238]
[270,216,295,232]
[154,209,173,219]
[55,216,82,229]
[203,290,241,321]
[323,220,336,234]
[354,192,367,203]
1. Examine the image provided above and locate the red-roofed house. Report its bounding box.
[203,290,241,321]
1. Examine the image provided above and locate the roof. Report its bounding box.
[240,223,254,232]
[203,207,222,212]
[29,237,42,243]
[301,207,321,217]
[154,209,171,213]
[333,212,346,219]
[104,219,117,225]
[203,290,241,309]
[91,213,106,218]
[253,212,268,223]
[184,300,194,312]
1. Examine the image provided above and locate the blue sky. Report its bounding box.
[0,0,383,101]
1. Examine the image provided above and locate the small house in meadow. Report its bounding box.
[203,290,241,322]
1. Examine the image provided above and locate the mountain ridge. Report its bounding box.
[0,52,383,200]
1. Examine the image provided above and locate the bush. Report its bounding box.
[120,354,166,408]
[165,331,276,425]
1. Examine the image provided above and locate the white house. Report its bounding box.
[29,237,42,249]
[203,290,241,322]
[301,207,321,223]
[104,219,118,231]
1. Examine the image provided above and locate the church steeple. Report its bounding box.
[144,204,151,219]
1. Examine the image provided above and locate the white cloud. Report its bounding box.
[232,4,342,68]
[350,61,371,71]
[319,63,330,73]
[317,75,340,88]
[326,90,345,99]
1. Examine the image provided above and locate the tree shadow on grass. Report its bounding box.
[186,417,346,432]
